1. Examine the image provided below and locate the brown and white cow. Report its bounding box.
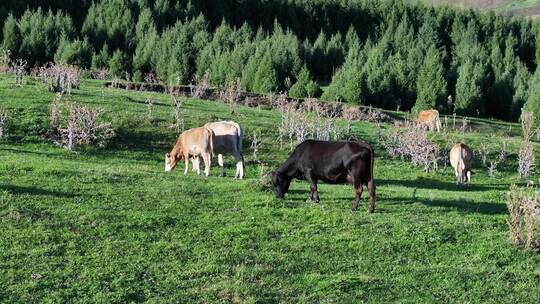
[417,109,441,132]
[449,143,473,185]
[190,121,245,179]
[165,126,214,176]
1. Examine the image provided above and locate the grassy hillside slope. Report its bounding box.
[411,0,540,16]
[1,74,539,302]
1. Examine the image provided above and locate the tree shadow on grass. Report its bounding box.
[384,196,507,215]
[379,178,507,192]
[80,126,175,163]
[0,147,67,159]
[1,184,76,198]
[284,186,507,215]
[117,95,170,107]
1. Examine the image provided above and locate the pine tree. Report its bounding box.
[524,68,540,124]
[91,43,110,70]
[54,37,92,68]
[413,46,447,114]
[511,62,531,121]
[109,49,128,77]
[289,67,320,98]
[252,53,277,94]
[455,60,484,116]
[2,14,20,56]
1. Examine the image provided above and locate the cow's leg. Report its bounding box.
[191,157,201,175]
[352,181,363,212]
[306,171,319,202]
[367,179,376,213]
[466,170,471,185]
[184,157,189,175]
[202,153,211,177]
[454,168,459,185]
[234,152,244,179]
[218,154,225,177]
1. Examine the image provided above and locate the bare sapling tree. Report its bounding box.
[459,117,469,135]
[255,162,273,192]
[498,138,509,163]
[111,76,120,89]
[277,102,346,150]
[343,106,360,138]
[477,143,490,167]
[143,73,160,91]
[92,68,111,81]
[274,92,290,113]
[49,93,64,131]
[192,70,211,99]
[382,123,440,172]
[169,90,184,132]
[488,161,498,177]
[507,185,540,250]
[250,132,263,161]
[92,68,111,98]
[38,63,81,94]
[518,111,535,178]
[12,58,27,86]
[49,97,115,151]
[0,108,8,139]
[146,96,154,122]
[220,78,241,114]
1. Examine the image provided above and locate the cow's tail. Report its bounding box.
[369,145,375,182]
[454,145,465,181]
[205,126,215,158]
[230,121,243,154]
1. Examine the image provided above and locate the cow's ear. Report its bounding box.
[166,153,170,158]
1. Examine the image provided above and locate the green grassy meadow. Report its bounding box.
[1,73,540,303]
[410,0,540,16]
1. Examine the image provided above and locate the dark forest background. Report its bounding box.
[3,0,540,121]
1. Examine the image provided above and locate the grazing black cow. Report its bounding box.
[271,140,376,213]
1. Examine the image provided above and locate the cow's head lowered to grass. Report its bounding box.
[165,152,182,172]
[271,171,291,199]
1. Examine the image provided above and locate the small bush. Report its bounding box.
[507,185,540,251]
[49,97,115,151]
[218,77,241,114]
[382,123,439,172]
[38,63,81,94]
[191,70,211,99]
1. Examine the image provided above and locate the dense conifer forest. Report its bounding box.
[2,0,540,121]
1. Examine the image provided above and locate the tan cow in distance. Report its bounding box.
[449,143,473,185]
[190,121,245,179]
[165,126,214,176]
[417,109,441,132]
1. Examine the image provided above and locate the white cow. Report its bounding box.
[449,143,473,185]
[191,121,245,179]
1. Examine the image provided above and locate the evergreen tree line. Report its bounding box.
[2,0,540,121]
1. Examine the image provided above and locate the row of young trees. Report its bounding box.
[2,0,540,121]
